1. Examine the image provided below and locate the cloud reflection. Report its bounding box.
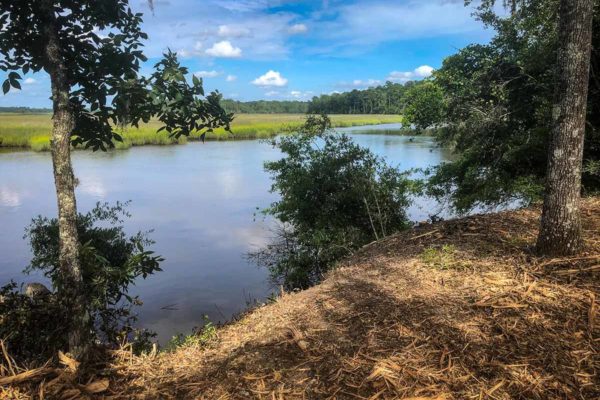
[0,187,21,207]
[77,178,107,199]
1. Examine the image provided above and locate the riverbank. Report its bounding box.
[0,113,404,151]
[4,197,598,399]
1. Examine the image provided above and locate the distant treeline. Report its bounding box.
[307,82,416,114]
[221,81,417,115]
[221,100,309,114]
[0,106,52,113]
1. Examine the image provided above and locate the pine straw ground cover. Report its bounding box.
[3,197,600,399]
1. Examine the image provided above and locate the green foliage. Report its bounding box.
[166,316,217,351]
[0,107,51,113]
[0,203,161,362]
[0,282,66,363]
[403,81,445,131]
[420,244,462,270]
[0,1,233,151]
[145,51,233,140]
[221,99,309,114]
[252,115,414,289]
[426,0,600,212]
[307,81,415,115]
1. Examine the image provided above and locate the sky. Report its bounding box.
[0,0,496,107]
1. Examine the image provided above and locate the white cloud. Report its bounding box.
[78,180,107,199]
[137,4,294,60]
[176,48,195,58]
[387,65,434,83]
[414,65,434,77]
[194,70,222,78]
[205,41,242,58]
[23,78,37,85]
[289,90,313,100]
[226,74,237,82]
[288,24,308,34]
[218,25,252,38]
[176,41,204,58]
[0,187,21,207]
[252,70,288,87]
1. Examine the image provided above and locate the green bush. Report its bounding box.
[251,115,415,289]
[0,202,162,363]
[166,315,217,351]
[0,282,66,363]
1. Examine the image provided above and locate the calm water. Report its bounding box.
[0,124,451,342]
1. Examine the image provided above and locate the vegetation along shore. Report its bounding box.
[0,113,404,151]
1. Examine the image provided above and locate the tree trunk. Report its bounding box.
[536,0,594,256]
[41,0,89,360]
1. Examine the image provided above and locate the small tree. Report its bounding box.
[0,1,232,359]
[252,115,414,289]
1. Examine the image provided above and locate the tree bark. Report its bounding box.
[41,0,89,360]
[537,0,594,256]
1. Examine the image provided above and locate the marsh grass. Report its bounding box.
[166,316,217,352]
[0,113,404,151]
[420,244,466,270]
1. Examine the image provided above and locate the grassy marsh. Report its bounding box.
[0,113,404,151]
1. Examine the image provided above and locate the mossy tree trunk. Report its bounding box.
[41,0,89,360]
[537,0,594,256]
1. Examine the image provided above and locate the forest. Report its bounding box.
[220,99,308,113]
[223,82,418,115]
[307,81,416,114]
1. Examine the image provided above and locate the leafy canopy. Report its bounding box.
[426,0,599,212]
[0,0,233,150]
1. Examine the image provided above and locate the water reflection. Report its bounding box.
[0,127,451,342]
[0,187,21,207]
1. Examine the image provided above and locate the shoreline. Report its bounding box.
[0,114,406,152]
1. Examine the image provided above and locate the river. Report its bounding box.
[0,124,452,343]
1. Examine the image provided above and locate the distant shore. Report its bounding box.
[0,113,405,152]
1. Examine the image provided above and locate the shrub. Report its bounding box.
[166,315,217,351]
[251,115,415,289]
[0,202,162,363]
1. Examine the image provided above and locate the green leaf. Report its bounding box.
[10,79,21,90]
[2,79,10,94]
[192,74,201,87]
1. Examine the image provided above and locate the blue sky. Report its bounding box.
[0,0,495,107]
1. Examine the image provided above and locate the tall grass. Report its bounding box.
[0,113,404,151]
